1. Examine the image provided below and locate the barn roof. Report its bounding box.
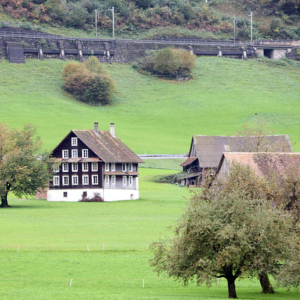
[180,156,198,167]
[191,135,292,168]
[216,152,300,178]
[72,129,144,164]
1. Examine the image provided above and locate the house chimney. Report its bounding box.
[94,122,98,133]
[110,123,115,137]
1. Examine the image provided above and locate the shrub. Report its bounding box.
[79,192,104,202]
[153,47,179,76]
[63,56,115,105]
[176,48,196,76]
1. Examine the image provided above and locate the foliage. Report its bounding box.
[79,192,104,202]
[153,47,179,76]
[150,170,296,298]
[62,56,115,105]
[0,123,52,207]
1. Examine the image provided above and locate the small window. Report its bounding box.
[92,162,98,172]
[129,176,133,185]
[82,149,88,158]
[111,175,116,185]
[72,163,78,172]
[53,176,59,186]
[82,163,88,172]
[122,163,127,172]
[105,163,110,172]
[72,149,78,158]
[123,176,127,185]
[72,175,78,186]
[62,163,69,172]
[128,163,133,172]
[92,175,98,185]
[83,191,87,197]
[53,165,59,173]
[105,175,109,185]
[62,150,68,159]
[111,163,116,172]
[63,192,68,198]
[82,175,89,185]
[63,176,69,186]
[71,137,78,146]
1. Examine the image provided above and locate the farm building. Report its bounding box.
[179,135,292,187]
[215,152,300,180]
[45,122,144,202]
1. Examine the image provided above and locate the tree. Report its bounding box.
[0,123,51,207]
[150,173,295,298]
[232,117,292,293]
[153,47,179,76]
[63,56,115,105]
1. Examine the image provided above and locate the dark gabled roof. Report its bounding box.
[72,130,144,163]
[180,156,198,167]
[216,152,300,178]
[191,135,292,168]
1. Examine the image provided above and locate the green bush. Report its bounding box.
[153,47,179,76]
[63,57,116,105]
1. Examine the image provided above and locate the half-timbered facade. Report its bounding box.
[47,122,144,202]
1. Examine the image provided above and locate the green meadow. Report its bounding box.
[1,56,300,298]
[0,57,300,153]
[1,169,299,299]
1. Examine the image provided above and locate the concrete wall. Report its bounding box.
[272,49,287,60]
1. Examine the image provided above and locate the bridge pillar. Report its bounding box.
[273,49,287,60]
[242,47,248,60]
[217,46,222,57]
[105,43,112,64]
[76,40,83,62]
[37,42,44,61]
[254,47,263,57]
[188,46,194,55]
[58,41,66,61]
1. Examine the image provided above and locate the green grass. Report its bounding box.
[1,168,299,299]
[1,57,300,153]
[140,159,185,171]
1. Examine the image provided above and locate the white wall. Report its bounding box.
[47,188,139,202]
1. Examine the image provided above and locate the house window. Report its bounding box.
[111,163,116,172]
[62,176,69,186]
[53,176,59,186]
[72,175,78,186]
[111,175,116,185]
[82,149,88,158]
[82,175,89,185]
[72,163,78,172]
[53,165,59,173]
[82,191,87,197]
[122,163,126,172]
[123,176,127,185]
[92,175,98,185]
[71,138,78,146]
[92,162,98,172]
[105,175,109,185]
[129,176,133,185]
[105,163,110,171]
[128,163,133,172]
[62,150,68,159]
[62,163,69,172]
[63,192,68,198]
[72,149,78,158]
[82,163,88,172]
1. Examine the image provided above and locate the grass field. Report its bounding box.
[1,168,299,300]
[0,57,300,154]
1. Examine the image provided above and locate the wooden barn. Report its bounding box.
[180,135,293,187]
[46,122,144,202]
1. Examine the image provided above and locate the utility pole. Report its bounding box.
[95,7,115,39]
[246,12,253,44]
[233,15,235,44]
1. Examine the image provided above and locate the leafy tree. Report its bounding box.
[176,48,196,76]
[153,47,179,76]
[0,123,52,208]
[150,172,295,298]
[62,56,115,105]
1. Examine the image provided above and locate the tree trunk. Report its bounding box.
[227,278,238,299]
[0,193,10,207]
[259,273,275,294]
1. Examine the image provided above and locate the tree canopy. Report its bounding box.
[150,164,297,298]
[0,123,51,207]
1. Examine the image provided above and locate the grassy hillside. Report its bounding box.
[0,57,300,154]
[1,168,299,299]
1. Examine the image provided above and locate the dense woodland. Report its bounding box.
[1,0,300,39]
